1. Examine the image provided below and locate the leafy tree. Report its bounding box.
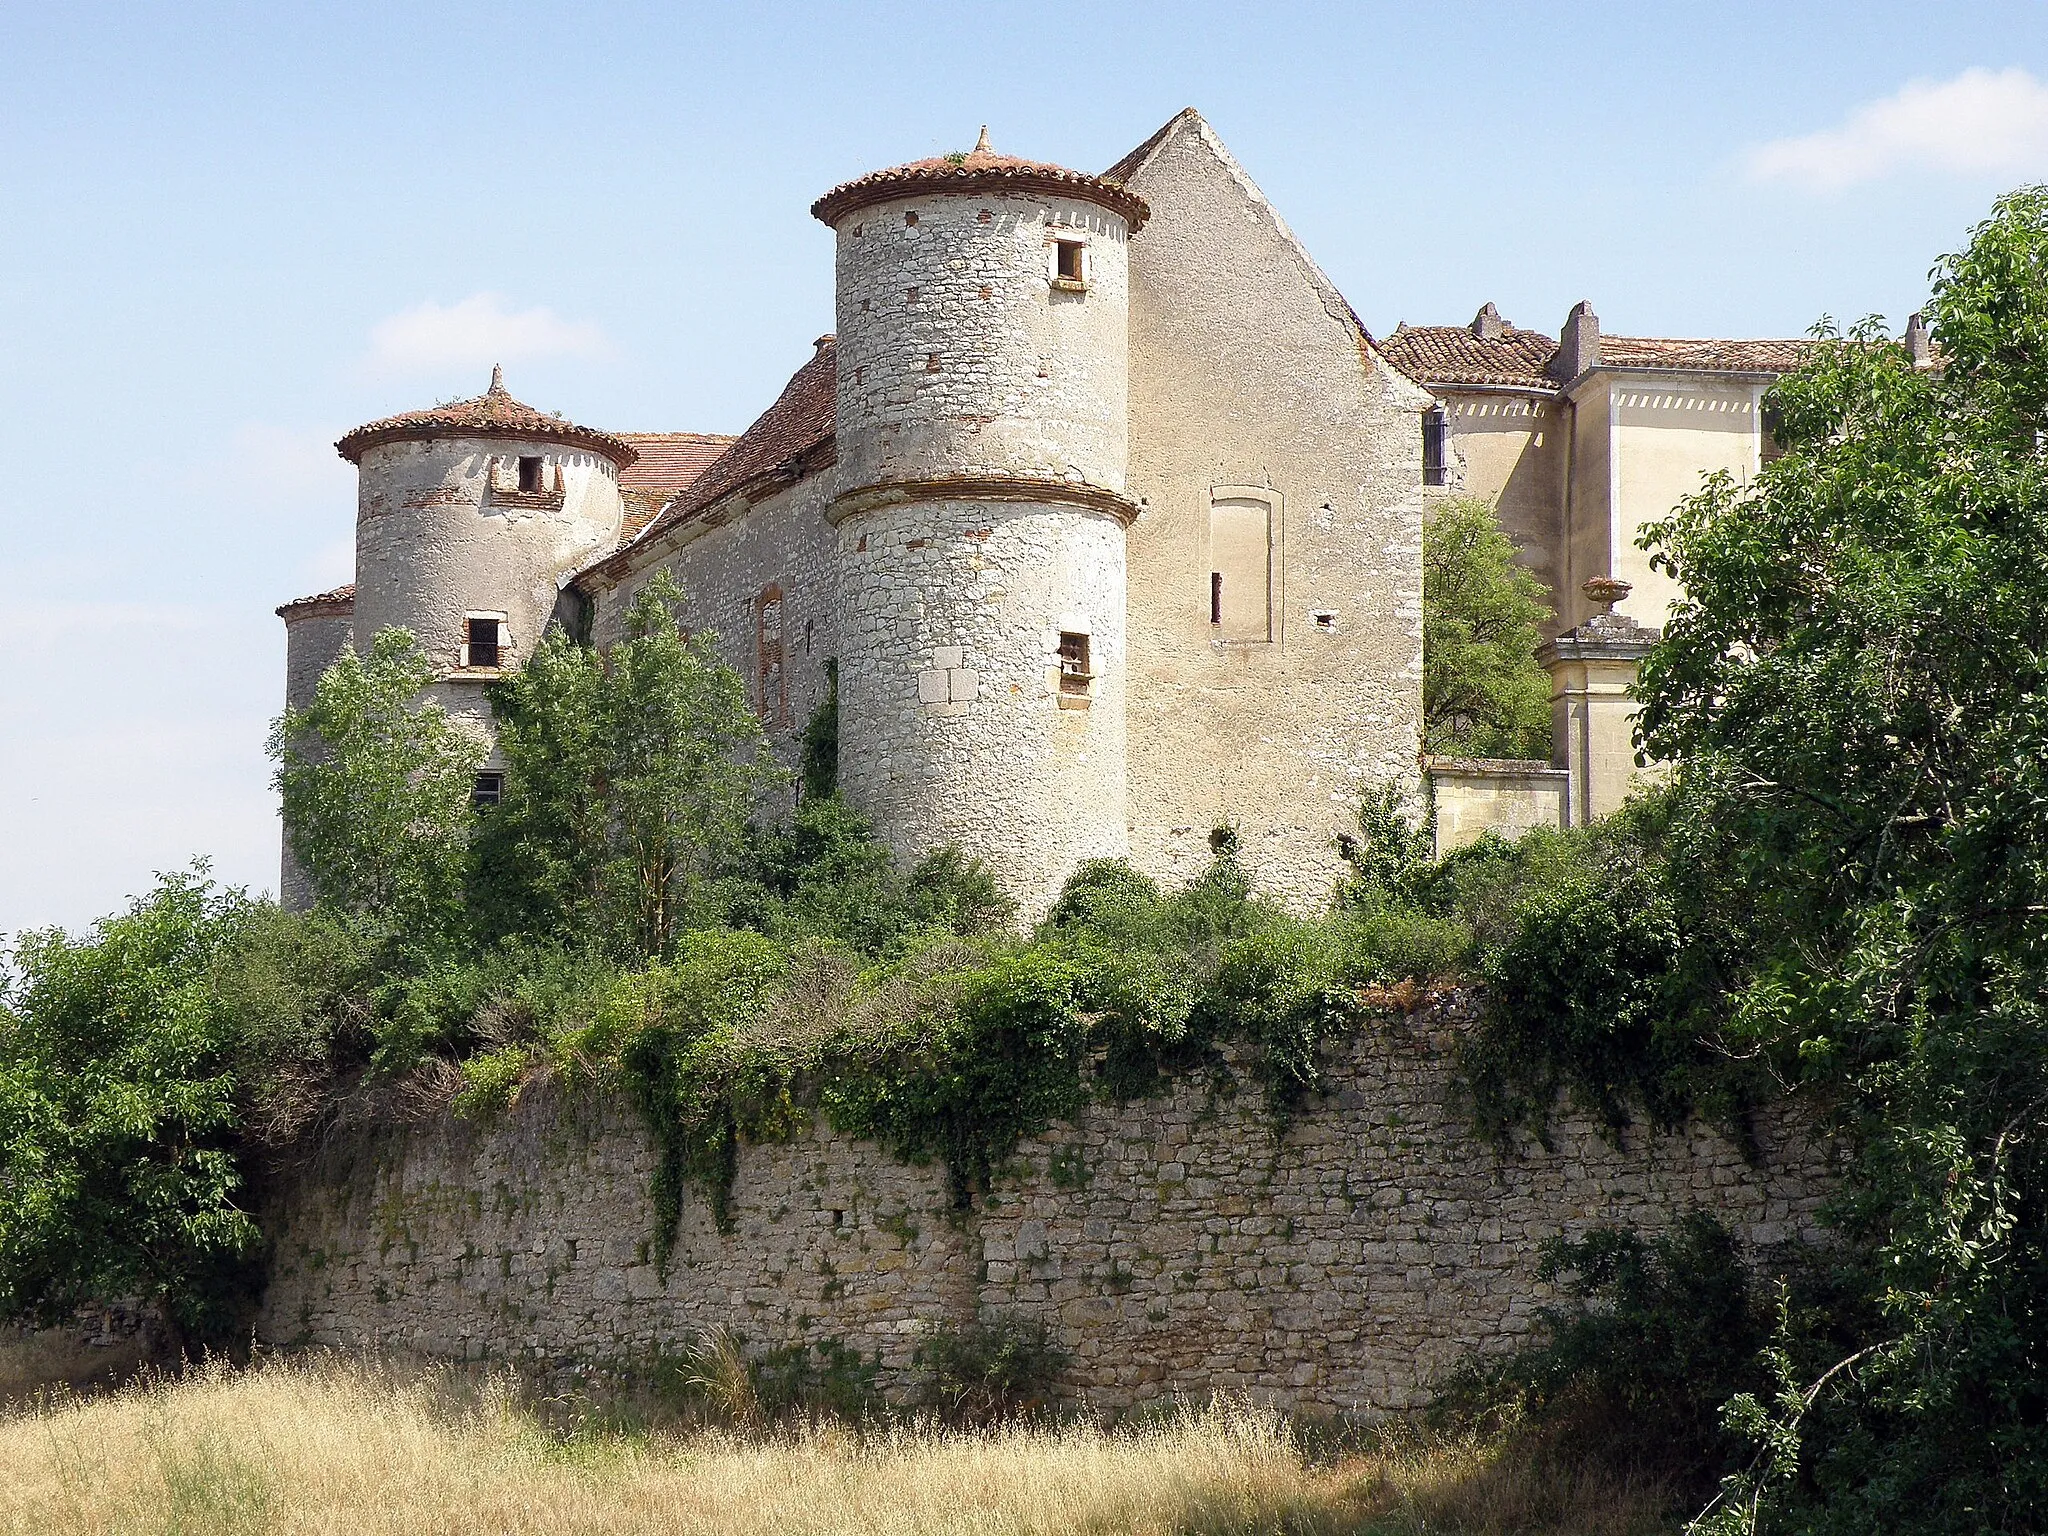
[1422,496,1554,759]
[269,628,483,936]
[468,624,612,944]
[478,574,788,958]
[1633,187,2048,1532]
[0,869,267,1344]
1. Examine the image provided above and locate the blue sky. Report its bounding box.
[7,0,2048,935]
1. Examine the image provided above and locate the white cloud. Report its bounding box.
[363,292,610,376]
[1748,67,2048,191]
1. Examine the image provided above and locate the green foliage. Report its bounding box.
[1335,784,1434,907]
[1422,496,1554,760]
[914,1313,1068,1422]
[1435,1216,1846,1498]
[799,657,839,802]
[741,796,1015,954]
[0,869,267,1343]
[270,628,484,938]
[824,946,1088,1207]
[1467,843,1691,1145]
[479,574,789,958]
[1608,187,2048,1531]
[748,1336,882,1422]
[613,930,793,1256]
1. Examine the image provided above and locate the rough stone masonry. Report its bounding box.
[258,989,1832,1416]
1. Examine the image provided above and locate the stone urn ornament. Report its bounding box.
[1581,576,1632,614]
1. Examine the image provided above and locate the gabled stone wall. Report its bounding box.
[257,990,1830,1416]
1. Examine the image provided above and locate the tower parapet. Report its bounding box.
[814,134,1148,914]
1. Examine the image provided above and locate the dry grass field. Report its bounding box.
[0,1344,1674,1535]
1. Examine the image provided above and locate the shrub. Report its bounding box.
[0,869,269,1344]
[914,1313,1068,1422]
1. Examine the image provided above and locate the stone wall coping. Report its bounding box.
[1424,755,1567,780]
[827,474,1143,528]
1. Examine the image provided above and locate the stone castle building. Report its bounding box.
[279,108,1835,913]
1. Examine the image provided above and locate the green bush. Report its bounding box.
[824,945,1087,1207]
[914,1313,1068,1422]
[0,870,270,1344]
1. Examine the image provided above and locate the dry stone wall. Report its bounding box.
[259,991,1831,1416]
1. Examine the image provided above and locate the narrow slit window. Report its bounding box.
[1058,631,1092,695]
[1421,408,1448,487]
[471,771,504,809]
[466,615,502,669]
[517,456,544,492]
[1210,571,1224,626]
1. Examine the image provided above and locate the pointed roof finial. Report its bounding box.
[488,363,506,396]
[974,124,991,154]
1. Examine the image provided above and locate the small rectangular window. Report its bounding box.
[1058,631,1091,695]
[517,456,543,492]
[1422,408,1448,487]
[466,615,502,669]
[1056,240,1084,281]
[471,771,504,809]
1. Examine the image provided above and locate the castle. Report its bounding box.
[279,108,1834,914]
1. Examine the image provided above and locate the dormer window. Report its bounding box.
[517,456,543,492]
[463,613,506,670]
[1052,238,1087,292]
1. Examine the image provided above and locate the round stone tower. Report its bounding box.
[335,368,635,735]
[812,131,1150,914]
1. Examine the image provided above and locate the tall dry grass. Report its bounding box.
[0,1350,1676,1536]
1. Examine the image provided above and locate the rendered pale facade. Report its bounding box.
[278,109,1834,909]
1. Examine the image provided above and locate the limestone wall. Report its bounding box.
[832,494,1130,915]
[353,437,625,678]
[258,992,1830,1417]
[1117,112,1431,908]
[593,471,841,773]
[1428,759,1570,855]
[829,189,1130,495]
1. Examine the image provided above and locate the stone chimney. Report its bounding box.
[1904,311,1935,369]
[1552,301,1600,382]
[1471,302,1507,341]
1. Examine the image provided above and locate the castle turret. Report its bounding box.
[275,583,356,908]
[335,368,636,737]
[813,131,1150,914]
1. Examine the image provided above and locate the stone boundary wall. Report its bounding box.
[257,992,1832,1416]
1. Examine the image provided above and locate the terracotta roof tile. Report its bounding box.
[1599,336,1818,373]
[589,339,838,579]
[276,583,354,620]
[1380,319,1820,391]
[1378,323,1563,390]
[615,432,739,541]
[812,130,1149,231]
[336,367,637,467]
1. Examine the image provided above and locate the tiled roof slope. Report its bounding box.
[813,131,1149,231]
[590,339,838,578]
[276,583,354,619]
[1380,322,1818,392]
[336,368,638,467]
[1378,324,1563,389]
[1600,336,1817,373]
[615,432,738,541]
